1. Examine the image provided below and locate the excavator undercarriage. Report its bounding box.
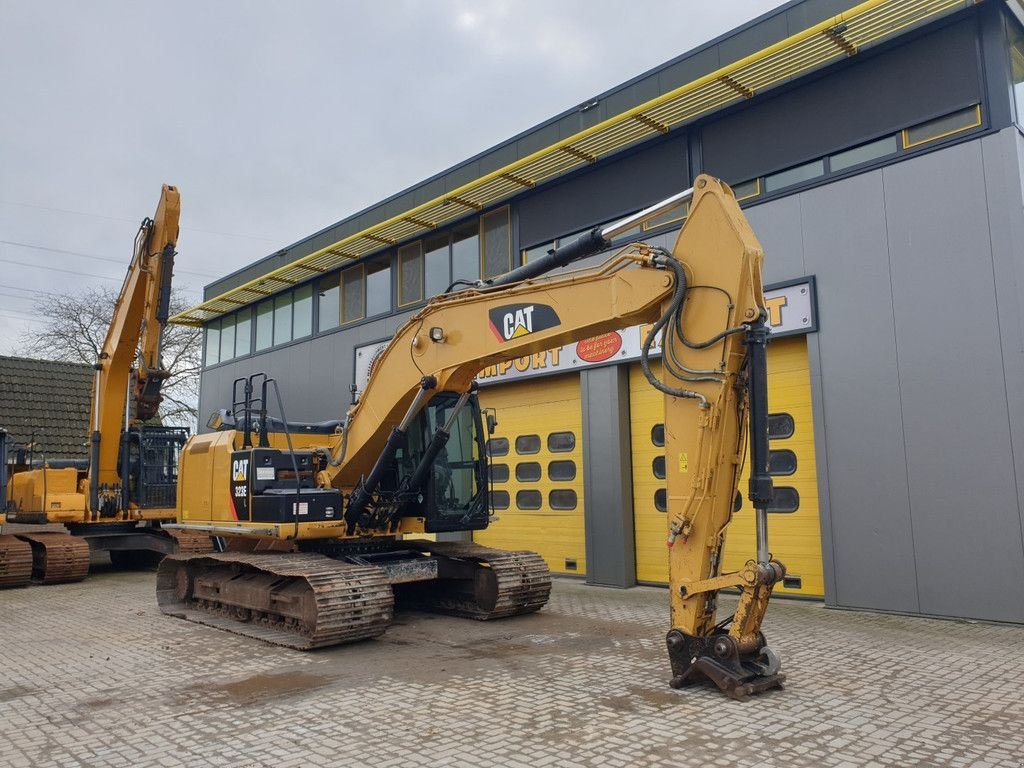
[0,524,214,588]
[157,540,550,650]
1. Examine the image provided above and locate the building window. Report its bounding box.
[451,221,479,285]
[273,292,292,346]
[767,486,800,513]
[490,490,510,510]
[651,424,665,447]
[768,449,797,476]
[522,242,552,263]
[829,136,899,173]
[293,284,313,339]
[652,455,666,480]
[317,272,340,332]
[219,314,236,362]
[515,434,541,454]
[1011,21,1024,128]
[516,489,542,510]
[515,462,542,482]
[342,265,365,324]
[731,178,760,202]
[764,159,825,193]
[255,299,273,351]
[642,201,689,231]
[549,489,577,510]
[548,460,576,481]
[547,431,575,452]
[481,207,511,279]
[490,464,509,483]
[902,106,982,149]
[425,234,450,297]
[487,437,509,457]
[654,488,667,512]
[767,413,795,440]
[235,309,252,357]
[398,242,424,306]
[204,322,220,366]
[366,259,392,317]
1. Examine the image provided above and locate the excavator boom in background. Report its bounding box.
[158,175,784,700]
[1,185,212,588]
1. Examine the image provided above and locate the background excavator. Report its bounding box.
[158,175,784,700]
[0,185,212,588]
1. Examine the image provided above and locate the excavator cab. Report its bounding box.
[393,391,489,533]
[118,426,188,510]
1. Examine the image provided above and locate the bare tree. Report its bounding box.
[19,286,202,428]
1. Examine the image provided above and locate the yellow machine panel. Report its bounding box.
[475,373,586,576]
[629,336,824,595]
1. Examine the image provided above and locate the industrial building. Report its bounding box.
[176,0,1024,623]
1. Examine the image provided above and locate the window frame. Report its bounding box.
[204,320,220,366]
[365,256,393,319]
[479,205,512,280]
[398,241,424,307]
[316,271,341,334]
[234,307,252,358]
[254,298,274,352]
[341,263,367,326]
[901,105,982,150]
[292,283,314,340]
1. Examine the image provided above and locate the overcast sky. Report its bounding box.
[0,0,785,355]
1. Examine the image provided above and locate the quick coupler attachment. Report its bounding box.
[666,629,784,701]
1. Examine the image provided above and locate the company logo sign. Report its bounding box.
[475,278,818,385]
[487,303,560,342]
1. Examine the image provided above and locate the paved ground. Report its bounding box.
[1,562,1022,768]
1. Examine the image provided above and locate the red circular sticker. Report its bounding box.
[576,332,623,363]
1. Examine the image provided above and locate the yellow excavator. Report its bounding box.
[1,185,211,588]
[158,175,784,700]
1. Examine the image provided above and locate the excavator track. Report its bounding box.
[156,552,394,650]
[17,532,91,585]
[0,535,33,589]
[165,529,216,555]
[406,541,552,619]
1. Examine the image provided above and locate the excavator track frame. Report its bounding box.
[0,535,33,588]
[401,541,552,620]
[156,541,552,649]
[16,532,91,585]
[156,552,395,650]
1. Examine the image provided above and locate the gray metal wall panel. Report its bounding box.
[581,365,636,588]
[804,332,838,606]
[798,171,920,612]
[517,136,689,247]
[882,140,1024,622]
[742,195,806,282]
[702,19,982,183]
[981,128,1024,616]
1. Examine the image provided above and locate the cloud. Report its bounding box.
[0,0,787,354]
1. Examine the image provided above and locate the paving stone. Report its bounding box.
[1,567,1023,767]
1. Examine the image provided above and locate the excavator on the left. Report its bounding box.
[0,185,212,588]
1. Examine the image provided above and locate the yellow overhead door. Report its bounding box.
[474,374,586,576]
[628,335,824,596]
